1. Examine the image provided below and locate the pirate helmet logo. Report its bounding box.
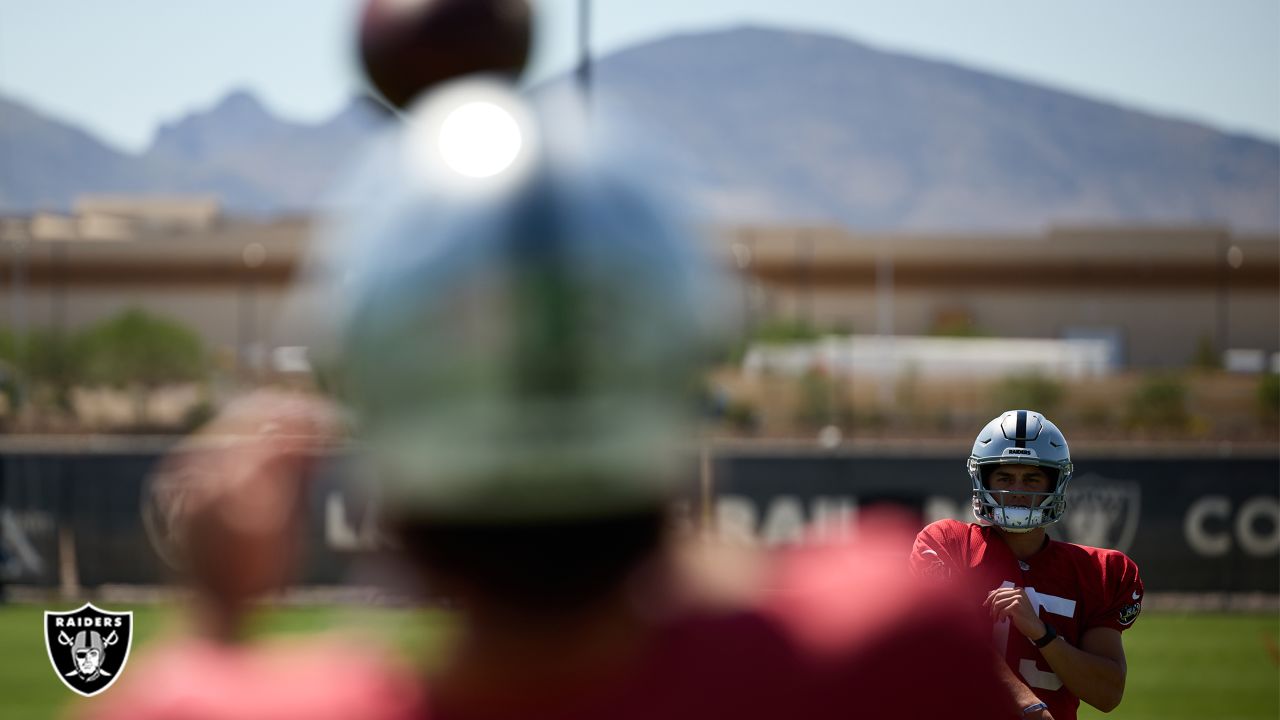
[1054,473,1142,553]
[44,603,133,697]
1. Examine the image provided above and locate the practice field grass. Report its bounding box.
[0,603,452,720]
[0,604,1274,720]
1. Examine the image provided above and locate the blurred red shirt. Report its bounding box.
[79,514,1016,720]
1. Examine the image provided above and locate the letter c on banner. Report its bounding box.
[1235,496,1280,557]
[1184,496,1231,557]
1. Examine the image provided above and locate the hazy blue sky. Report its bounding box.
[1,0,1276,152]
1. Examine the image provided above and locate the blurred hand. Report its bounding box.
[149,390,343,605]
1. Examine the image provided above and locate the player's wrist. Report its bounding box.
[1017,617,1047,641]
[1029,622,1057,648]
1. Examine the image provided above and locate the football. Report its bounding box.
[358,0,532,110]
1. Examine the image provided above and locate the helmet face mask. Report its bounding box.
[968,410,1073,532]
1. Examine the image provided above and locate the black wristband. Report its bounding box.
[1033,623,1058,648]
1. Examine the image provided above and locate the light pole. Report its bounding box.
[577,0,592,99]
[9,232,29,413]
[876,237,894,406]
[239,243,266,385]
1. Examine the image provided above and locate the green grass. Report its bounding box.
[0,602,451,720]
[1,605,1275,719]
[1080,613,1280,720]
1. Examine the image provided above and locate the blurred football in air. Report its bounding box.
[358,0,532,110]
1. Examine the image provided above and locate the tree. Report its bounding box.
[77,309,207,425]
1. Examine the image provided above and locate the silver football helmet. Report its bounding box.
[968,410,1073,532]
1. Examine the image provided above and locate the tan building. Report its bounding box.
[1,203,308,374]
[723,225,1279,368]
[1,202,1277,372]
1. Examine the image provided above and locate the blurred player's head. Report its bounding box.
[336,85,725,609]
[967,410,1073,532]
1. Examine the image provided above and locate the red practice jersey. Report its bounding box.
[427,515,1018,720]
[78,517,1018,720]
[74,635,425,720]
[910,519,1144,720]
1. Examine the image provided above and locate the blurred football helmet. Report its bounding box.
[336,85,728,522]
[968,410,1073,532]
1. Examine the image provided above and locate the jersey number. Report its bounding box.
[992,581,1077,691]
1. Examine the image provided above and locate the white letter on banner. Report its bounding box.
[760,496,807,547]
[1235,496,1280,557]
[715,496,759,546]
[1184,496,1232,557]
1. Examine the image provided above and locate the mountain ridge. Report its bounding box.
[1,26,1275,231]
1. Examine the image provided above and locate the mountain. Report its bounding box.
[0,95,286,214]
[581,27,1279,231]
[0,97,154,211]
[0,91,387,217]
[1,26,1276,231]
[146,91,386,213]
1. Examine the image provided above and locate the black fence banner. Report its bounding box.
[1,448,1276,593]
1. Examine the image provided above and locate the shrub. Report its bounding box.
[0,328,15,364]
[1078,403,1112,430]
[25,330,84,410]
[795,369,835,430]
[930,313,987,338]
[995,373,1064,416]
[1128,374,1190,431]
[1259,373,1280,421]
[0,328,82,411]
[1191,335,1221,370]
[752,319,824,345]
[724,400,760,434]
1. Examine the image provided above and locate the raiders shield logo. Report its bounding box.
[1118,599,1142,626]
[1053,474,1142,553]
[44,603,133,697]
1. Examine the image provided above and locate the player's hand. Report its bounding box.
[984,586,1046,640]
[149,390,343,604]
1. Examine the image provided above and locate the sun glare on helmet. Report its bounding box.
[401,78,537,194]
[437,101,523,178]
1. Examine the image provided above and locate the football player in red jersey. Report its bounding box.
[911,410,1144,720]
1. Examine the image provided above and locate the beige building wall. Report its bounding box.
[2,214,1276,372]
[731,226,1278,368]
